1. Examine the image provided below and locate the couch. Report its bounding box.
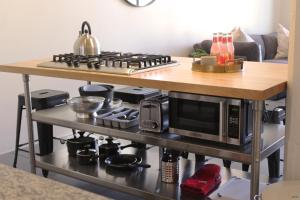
[193,33,288,64]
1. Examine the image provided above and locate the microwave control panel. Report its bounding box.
[227,105,240,139]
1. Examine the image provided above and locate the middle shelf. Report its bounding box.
[32,105,285,164]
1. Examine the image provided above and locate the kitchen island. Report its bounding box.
[0,57,288,200]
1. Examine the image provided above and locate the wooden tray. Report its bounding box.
[192,59,244,73]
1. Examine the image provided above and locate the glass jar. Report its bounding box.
[161,149,179,183]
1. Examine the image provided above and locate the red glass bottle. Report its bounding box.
[219,34,229,64]
[210,33,220,59]
[227,33,235,61]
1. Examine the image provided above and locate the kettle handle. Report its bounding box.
[81,21,92,35]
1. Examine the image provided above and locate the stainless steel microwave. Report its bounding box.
[169,92,253,146]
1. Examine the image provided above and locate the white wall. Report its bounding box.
[274,0,290,28]
[0,0,277,154]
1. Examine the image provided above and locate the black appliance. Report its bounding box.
[37,52,178,75]
[19,90,69,156]
[114,87,161,104]
[169,92,253,146]
[139,94,169,133]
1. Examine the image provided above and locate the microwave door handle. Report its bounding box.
[219,101,226,142]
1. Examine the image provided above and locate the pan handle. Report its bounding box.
[86,132,94,137]
[130,163,151,168]
[89,154,99,163]
[72,129,77,139]
[81,21,92,35]
[59,138,66,144]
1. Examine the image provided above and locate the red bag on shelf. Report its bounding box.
[180,164,221,197]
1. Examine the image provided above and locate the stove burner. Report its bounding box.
[39,51,178,75]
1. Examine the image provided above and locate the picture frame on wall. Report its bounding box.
[124,0,155,7]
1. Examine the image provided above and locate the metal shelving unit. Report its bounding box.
[29,104,285,199]
[35,142,256,200]
[32,105,285,165]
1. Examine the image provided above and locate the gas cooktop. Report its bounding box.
[38,52,178,75]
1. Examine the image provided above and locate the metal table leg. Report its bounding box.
[250,100,263,199]
[22,74,36,174]
[159,147,163,171]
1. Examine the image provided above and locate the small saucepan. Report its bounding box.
[98,137,120,161]
[60,130,96,157]
[105,154,151,170]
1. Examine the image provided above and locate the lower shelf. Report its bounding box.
[32,105,285,164]
[36,143,255,200]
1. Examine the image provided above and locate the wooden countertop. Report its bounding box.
[0,57,287,100]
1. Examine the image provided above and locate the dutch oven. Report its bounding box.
[76,146,98,165]
[79,84,114,107]
[98,137,120,161]
[61,130,96,157]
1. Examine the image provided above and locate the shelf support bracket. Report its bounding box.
[22,74,36,174]
[250,100,264,199]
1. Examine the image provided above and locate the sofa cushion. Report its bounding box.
[275,24,289,59]
[262,33,278,60]
[250,34,265,60]
[234,42,260,61]
[232,27,255,42]
[263,59,288,64]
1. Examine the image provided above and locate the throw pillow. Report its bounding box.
[231,27,254,42]
[275,24,289,59]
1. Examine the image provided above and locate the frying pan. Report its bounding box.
[105,154,151,170]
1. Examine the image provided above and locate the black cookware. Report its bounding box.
[76,146,98,165]
[61,130,96,157]
[105,154,151,170]
[79,84,114,106]
[98,137,120,160]
[119,142,146,150]
[114,87,161,104]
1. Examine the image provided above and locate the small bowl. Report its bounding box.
[68,96,105,119]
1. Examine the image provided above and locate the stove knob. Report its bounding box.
[94,63,100,69]
[87,62,93,69]
[152,122,158,129]
[66,61,72,67]
[73,61,80,68]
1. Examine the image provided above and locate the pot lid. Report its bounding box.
[77,149,96,156]
[67,136,95,144]
[99,143,119,150]
[99,137,120,150]
[82,85,109,92]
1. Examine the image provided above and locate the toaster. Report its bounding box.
[139,94,169,133]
